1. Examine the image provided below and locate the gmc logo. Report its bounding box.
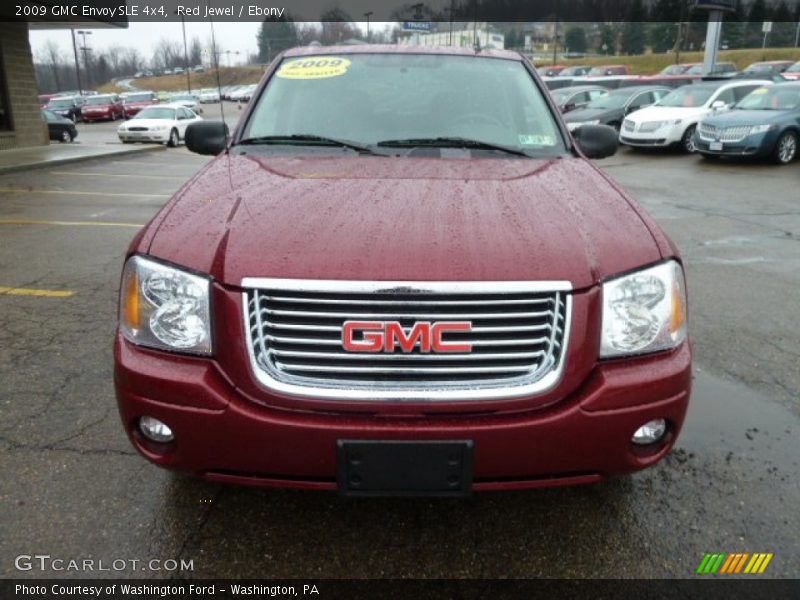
[342,321,473,353]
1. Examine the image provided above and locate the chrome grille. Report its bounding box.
[243,279,571,401]
[698,123,717,141]
[719,126,751,143]
[127,126,148,131]
[638,120,664,133]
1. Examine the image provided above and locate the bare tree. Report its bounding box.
[153,37,182,70]
[40,40,63,91]
[105,45,123,74]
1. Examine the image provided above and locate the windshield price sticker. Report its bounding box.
[276,57,351,80]
[519,134,555,146]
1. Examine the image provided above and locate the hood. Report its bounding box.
[120,118,173,128]
[563,107,620,123]
[147,154,663,289]
[702,108,791,126]
[629,105,704,122]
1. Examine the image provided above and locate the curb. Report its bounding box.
[0,144,167,175]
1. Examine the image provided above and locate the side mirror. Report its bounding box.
[185,121,229,155]
[572,124,619,159]
[710,100,726,110]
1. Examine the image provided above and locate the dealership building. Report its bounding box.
[0,6,125,150]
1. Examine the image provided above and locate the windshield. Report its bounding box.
[736,86,800,110]
[657,86,715,107]
[170,94,193,101]
[124,93,153,103]
[587,67,616,76]
[744,63,772,73]
[134,107,176,120]
[586,90,630,110]
[786,62,800,73]
[47,98,74,108]
[84,95,115,105]
[243,54,565,157]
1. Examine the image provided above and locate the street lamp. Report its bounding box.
[70,29,83,95]
[76,30,92,89]
[364,11,373,42]
[178,12,191,93]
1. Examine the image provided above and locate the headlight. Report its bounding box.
[119,256,212,355]
[153,125,167,131]
[600,260,687,358]
[749,124,774,135]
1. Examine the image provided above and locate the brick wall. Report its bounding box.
[0,22,48,150]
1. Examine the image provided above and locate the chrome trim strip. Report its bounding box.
[264,295,554,306]
[260,307,555,320]
[242,278,573,293]
[263,334,552,347]
[271,349,546,361]
[242,281,573,402]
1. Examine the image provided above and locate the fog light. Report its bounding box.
[632,419,667,445]
[139,416,174,443]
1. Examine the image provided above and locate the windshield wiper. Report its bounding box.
[236,134,377,154]
[376,137,532,158]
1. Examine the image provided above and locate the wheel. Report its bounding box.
[167,128,179,147]
[772,130,797,165]
[59,130,73,143]
[681,125,697,153]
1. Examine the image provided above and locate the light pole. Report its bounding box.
[70,28,83,95]
[364,11,373,42]
[76,30,92,89]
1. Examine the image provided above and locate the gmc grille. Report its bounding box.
[243,279,571,401]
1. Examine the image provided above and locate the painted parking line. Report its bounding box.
[0,286,75,298]
[111,159,209,167]
[0,188,170,198]
[0,219,144,228]
[50,171,186,180]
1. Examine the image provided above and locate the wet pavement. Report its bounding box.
[0,142,798,579]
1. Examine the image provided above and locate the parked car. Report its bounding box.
[586,65,629,77]
[42,109,78,143]
[117,103,202,147]
[694,82,800,165]
[197,88,221,103]
[193,65,206,73]
[115,46,691,495]
[558,65,591,77]
[684,62,737,76]
[550,85,609,112]
[169,93,203,114]
[173,67,185,75]
[38,94,59,109]
[742,61,794,77]
[781,61,800,81]
[156,90,171,102]
[80,93,123,122]
[163,68,173,75]
[539,64,567,77]
[45,95,83,122]
[658,63,695,76]
[121,91,157,118]
[620,79,772,152]
[564,86,671,132]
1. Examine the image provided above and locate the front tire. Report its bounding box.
[167,128,179,147]
[772,130,797,165]
[681,125,697,153]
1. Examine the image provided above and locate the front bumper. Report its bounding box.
[694,131,776,158]
[620,125,683,148]
[82,110,113,121]
[115,332,692,491]
[118,130,170,143]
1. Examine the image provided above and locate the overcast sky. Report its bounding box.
[28,21,387,67]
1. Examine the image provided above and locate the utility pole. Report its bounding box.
[180,13,191,93]
[70,28,83,95]
[76,30,92,90]
[552,22,559,66]
[364,11,372,42]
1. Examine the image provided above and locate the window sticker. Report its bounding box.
[750,87,769,95]
[276,57,351,80]
[519,134,555,146]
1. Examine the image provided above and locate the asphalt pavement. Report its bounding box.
[0,114,798,579]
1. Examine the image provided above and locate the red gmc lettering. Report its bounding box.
[342,321,472,353]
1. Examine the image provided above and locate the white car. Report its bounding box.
[198,88,220,103]
[169,93,203,113]
[117,103,202,147]
[619,80,773,153]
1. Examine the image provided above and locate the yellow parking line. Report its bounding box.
[0,188,169,198]
[51,171,185,180]
[0,286,75,298]
[0,219,143,228]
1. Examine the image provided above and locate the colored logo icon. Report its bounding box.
[696,553,773,574]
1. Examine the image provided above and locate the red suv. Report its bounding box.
[115,46,691,496]
[81,93,123,121]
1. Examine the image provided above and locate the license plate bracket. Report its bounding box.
[710,141,723,151]
[337,440,473,497]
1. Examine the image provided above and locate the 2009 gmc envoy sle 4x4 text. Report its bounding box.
[114,46,691,496]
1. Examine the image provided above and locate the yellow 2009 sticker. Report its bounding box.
[276,57,351,80]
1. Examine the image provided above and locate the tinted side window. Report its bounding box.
[733,85,759,101]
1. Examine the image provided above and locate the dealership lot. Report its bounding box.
[0,135,798,577]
